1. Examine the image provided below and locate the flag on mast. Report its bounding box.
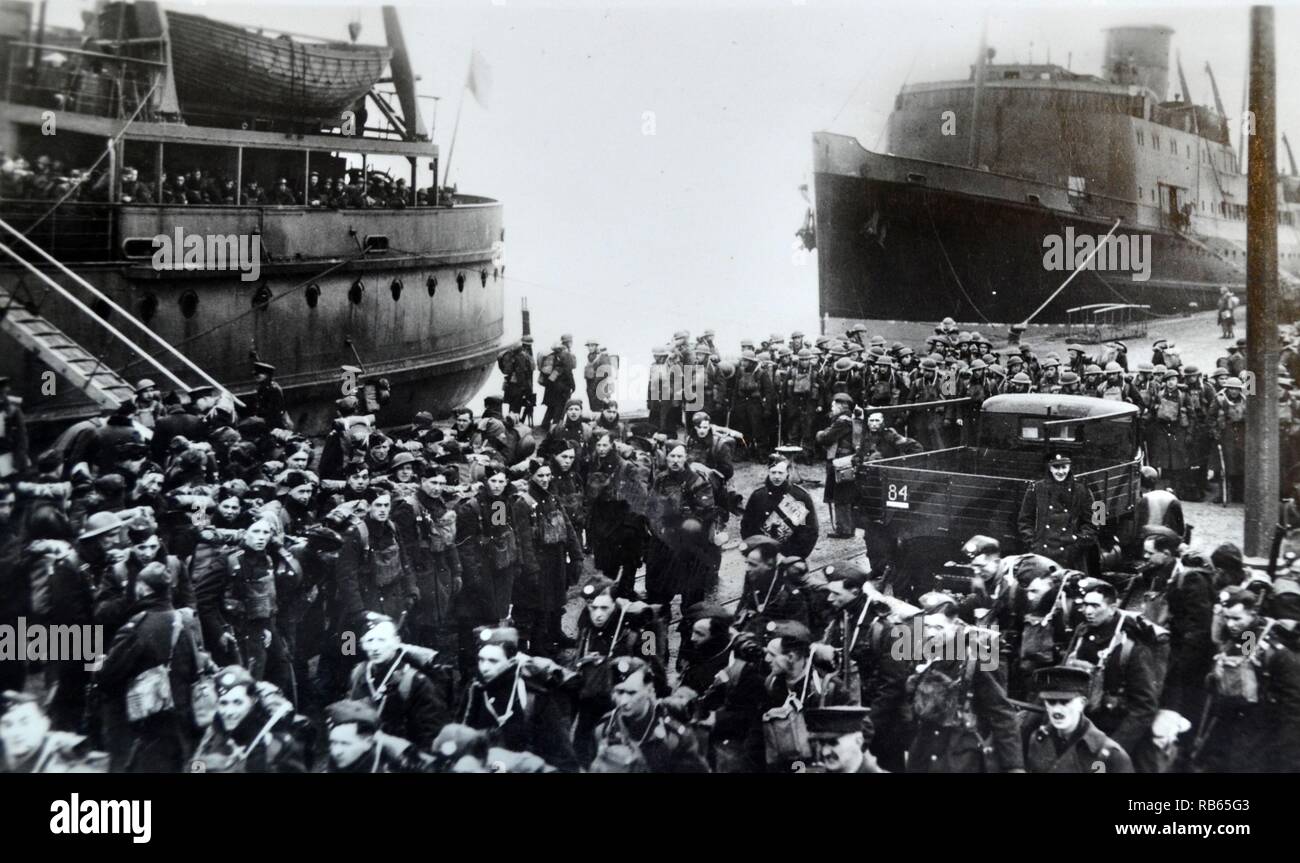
[467,48,493,109]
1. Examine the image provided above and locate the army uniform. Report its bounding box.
[0,381,29,479]
[1016,456,1097,571]
[782,352,821,453]
[592,699,710,773]
[1184,368,1221,499]
[1064,614,1161,762]
[1216,379,1247,502]
[908,361,947,450]
[500,340,536,418]
[814,396,857,538]
[1148,375,1194,497]
[733,355,774,458]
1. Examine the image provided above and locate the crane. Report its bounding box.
[1204,61,1233,147]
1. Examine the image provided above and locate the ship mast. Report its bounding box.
[968,16,989,168]
[1284,132,1299,176]
[1204,61,1232,145]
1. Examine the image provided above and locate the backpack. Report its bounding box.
[1209,621,1275,705]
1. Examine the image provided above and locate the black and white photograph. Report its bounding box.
[0,0,1298,831]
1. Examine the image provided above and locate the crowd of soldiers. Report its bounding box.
[2,316,1300,774]
[0,151,455,209]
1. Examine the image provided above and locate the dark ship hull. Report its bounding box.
[814,133,1300,326]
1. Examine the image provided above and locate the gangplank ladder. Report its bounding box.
[0,285,140,410]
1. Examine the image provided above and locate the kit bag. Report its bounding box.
[125,612,183,722]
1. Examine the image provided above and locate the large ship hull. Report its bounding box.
[814,132,1300,325]
[0,200,505,433]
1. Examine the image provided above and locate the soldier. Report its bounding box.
[539,341,576,429]
[589,656,709,772]
[812,564,877,703]
[1217,286,1237,339]
[734,536,811,636]
[583,339,613,411]
[549,398,592,469]
[322,699,437,772]
[1149,370,1194,498]
[815,392,857,539]
[908,357,947,450]
[733,349,773,459]
[195,520,298,698]
[1192,587,1269,772]
[648,345,680,437]
[739,458,819,559]
[514,458,583,655]
[644,443,720,619]
[1063,580,1162,770]
[809,707,885,773]
[458,626,580,771]
[685,410,736,513]
[343,488,418,623]
[1184,365,1220,500]
[1022,665,1134,773]
[1038,354,1061,391]
[499,335,536,420]
[900,595,1025,772]
[0,691,107,773]
[761,620,849,770]
[1216,377,1247,502]
[1017,453,1097,572]
[586,431,649,593]
[96,562,204,772]
[783,348,820,454]
[251,362,291,431]
[345,612,451,750]
[191,666,305,772]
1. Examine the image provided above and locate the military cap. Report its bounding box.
[1066,343,1087,354]
[214,666,257,696]
[1161,369,1180,381]
[956,332,973,345]
[1136,361,1154,373]
[1184,365,1200,376]
[1034,664,1093,701]
[137,561,172,593]
[875,355,895,369]
[305,524,345,552]
[831,391,856,408]
[797,347,813,360]
[824,561,869,590]
[790,330,805,339]
[1006,354,1024,366]
[919,357,938,371]
[806,706,872,741]
[740,338,756,348]
[1235,338,1247,348]
[563,396,584,411]
[432,724,490,765]
[360,611,397,633]
[968,358,987,371]
[0,688,44,718]
[580,575,618,600]
[988,364,1007,378]
[651,345,670,358]
[1210,367,1228,378]
[941,316,957,327]
[917,591,957,614]
[1040,355,1060,369]
[1047,452,1072,465]
[1011,372,1032,386]
[868,336,885,349]
[814,336,830,348]
[831,357,853,373]
[898,346,914,357]
[610,656,656,686]
[125,514,157,543]
[248,479,278,500]
[1083,364,1103,376]
[252,361,276,376]
[1104,361,1123,374]
[325,699,380,732]
[134,378,157,393]
[412,411,435,428]
[78,511,123,541]
[1222,376,1244,389]
[475,626,520,649]
[703,329,716,338]
[684,601,734,625]
[740,535,781,555]
[765,619,812,647]
[1141,524,1182,544]
[845,324,865,335]
[279,469,318,493]
[1152,363,1167,375]
[962,535,1000,559]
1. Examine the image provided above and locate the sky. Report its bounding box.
[39,0,1300,409]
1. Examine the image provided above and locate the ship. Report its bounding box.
[809,23,1300,328]
[0,0,505,433]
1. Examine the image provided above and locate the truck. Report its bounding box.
[855,394,1142,597]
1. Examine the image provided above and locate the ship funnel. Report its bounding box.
[1103,25,1173,101]
[382,6,428,141]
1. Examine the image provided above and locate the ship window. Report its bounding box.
[1170,139,1177,154]
[179,291,199,319]
[1026,194,1041,205]
[121,238,158,259]
[1136,130,1144,146]
[364,235,389,252]
[906,172,927,185]
[1138,186,1143,201]
[1068,176,1086,195]
[140,293,159,324]
[1153,134,1160,149]
[1186,145,1191,159]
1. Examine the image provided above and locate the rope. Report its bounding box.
[921,191,990,324]
[22,78,160,236]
